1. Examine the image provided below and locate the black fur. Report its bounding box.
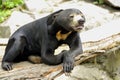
[1,8,85,72]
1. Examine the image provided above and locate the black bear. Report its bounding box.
[2,8,85,73]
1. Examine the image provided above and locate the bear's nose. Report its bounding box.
[78,18,85,24]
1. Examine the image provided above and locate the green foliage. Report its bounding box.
[94,0,104,4]
[0,10,12,23]
[0,0,24,9]
[0,0,2,5]
[0,0,24,23]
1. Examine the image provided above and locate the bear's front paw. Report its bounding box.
[2,62,13,71]
[63,61,74,73]
[63,57,74,73]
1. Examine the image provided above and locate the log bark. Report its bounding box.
[0,19,120,80]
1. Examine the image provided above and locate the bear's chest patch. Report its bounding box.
[56,30,72,41]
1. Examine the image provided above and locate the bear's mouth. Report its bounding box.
[74,24,84,31]
[76,25,84,29]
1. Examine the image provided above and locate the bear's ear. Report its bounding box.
[47,9,63,25]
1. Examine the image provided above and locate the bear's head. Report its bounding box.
[47,8,85,32]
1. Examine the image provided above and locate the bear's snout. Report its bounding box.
[78,18,85,24]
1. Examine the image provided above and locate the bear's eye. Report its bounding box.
[69,15,74,18]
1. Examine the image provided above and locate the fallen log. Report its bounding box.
[0,19,120,80]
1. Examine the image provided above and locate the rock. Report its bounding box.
[55,64,112,80]
[6,11,34,26]
[0,26,10,38]
[1,11,34,35]
[104,50,120,80]
[105,0,120,8]
[81,19,120,42]
[46,0,63,6]
[24,0,53,13]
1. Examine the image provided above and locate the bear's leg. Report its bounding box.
[2,36,27,71]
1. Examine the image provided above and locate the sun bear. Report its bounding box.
[2,8,85,72]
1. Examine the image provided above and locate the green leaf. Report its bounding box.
[0,0,24,23]
[0,16,5,23]
[0,0,2,5]
[94,0,104,4]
